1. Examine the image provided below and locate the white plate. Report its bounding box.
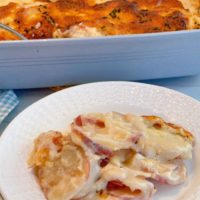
[1,30,200,89]
[0,81,200,200]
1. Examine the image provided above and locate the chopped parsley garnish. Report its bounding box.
[153,27,160,31]
[109,8,121,19]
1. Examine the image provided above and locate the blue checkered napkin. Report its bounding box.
[0,90,19,124]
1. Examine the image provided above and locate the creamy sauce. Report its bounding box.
[94,0,112,4]
[75,153,100,198]
[100,164,154,199]
[130,154,186,185]
[67,24,104,38]
[53,24,104,38]
[139,127,193,161]
[73,112,145,151]
[179,0,200,28]
[0,0,59,6]
[179,0,199,14]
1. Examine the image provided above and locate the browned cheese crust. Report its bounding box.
[142,115,194,143]
[0,0,199,40]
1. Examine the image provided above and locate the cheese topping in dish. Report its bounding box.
[0,0,199,40]
[0,0,33,6]
[28,112,194,200]
[53,23,104,38]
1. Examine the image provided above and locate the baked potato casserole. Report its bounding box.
[0,0,199,40]
[28,112,194,200]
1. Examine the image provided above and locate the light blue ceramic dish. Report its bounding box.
[0,30,200,89]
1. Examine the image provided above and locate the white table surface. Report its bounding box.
[1,75,200,200]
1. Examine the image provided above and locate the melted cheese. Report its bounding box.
[138,126,193,161]
[75,153,101,198]
[66,24,104,38]
[72,112,144,152]
[72,112,193,161]
[179,0,200,14]
[1,0,200,40]
[0,0,33,6]
[0,0,47,9]
[94,0,111,4]
[82,163,154,200]
[28,113,195,200]
[53,24,104,38]
[99,164,155,200]
[129,154,187,185]
[0,0,59,6]
[81,192,120,200]
[178,0,200,29]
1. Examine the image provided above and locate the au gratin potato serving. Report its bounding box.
[28,112,194,200]
[0,0,200,40]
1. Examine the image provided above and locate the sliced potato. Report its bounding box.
[28,131,90,200]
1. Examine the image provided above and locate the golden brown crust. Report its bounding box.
[0,30,18,40]
[142,115,194,143]
[0,0,199,40]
